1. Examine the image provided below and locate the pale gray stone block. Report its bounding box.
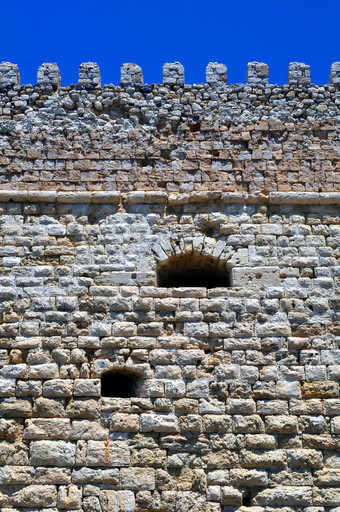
[11,484,58,508]
[74,379,101,396]
[120,467,155,490]
[37,63,61,88]
[0,378,16,396]
[140,413,179,432]
[43,379,73,397]
[232,266,280,287]
[30,440,76,466]
[24,419,71,439]
[288,62,310,85]
[86,440,130,466]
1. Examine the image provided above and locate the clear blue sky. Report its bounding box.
[1,0,339,86]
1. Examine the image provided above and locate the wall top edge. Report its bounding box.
[0,61,340,89]
[1,190,340,205]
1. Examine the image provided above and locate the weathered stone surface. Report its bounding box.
[0,60,339,512]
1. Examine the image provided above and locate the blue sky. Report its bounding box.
[1,0,339,86]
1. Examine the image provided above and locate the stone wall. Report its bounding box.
[0,60,340,512]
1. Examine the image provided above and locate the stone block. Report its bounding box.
[24,418,71,439]
[253,486,312,506]
[86,440,130,466]
[121,467,155,490]
[11,485,57,508]
[30,440,76,466]
[140,413,179,432]
[57,484,82,509]
[231,266,280,287]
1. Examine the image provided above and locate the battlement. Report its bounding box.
[1,60,340,89]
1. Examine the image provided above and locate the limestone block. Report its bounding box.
[0,442,29,465]
[100,490,135,512]
[330,62,340,84]
[70,420,108,440]
[74,378,101,396]
[71,467,120,484]
[28,363,59,379]
[43,379,73,397]
[230,468,268,486]
[24,418,71,439]
[231,266,280,287]
[34,467,71,484]
[288,62,310,85]
[253,486,313,506]
[331,417,340,433]
[206,62,227,85]
[0,399,32,417]
[37,63,61,88]
[11,485,57,508]
[57,485,82,509]
[186,379,210,398]
[110,413,140,432]
[121,467,156,490]
[33,397,65,417]
[221,486,242,506]
[0,465,34,485]
[30,440,76,466]
[0,62,20,88]
[86,440,130,466]
[286,448,323,468]
[140,413,179,432]
[120,63,143,87]
[313,488,340,506]
[265,415,298,433]
[246,62,268,84]
[163,62,185,86]
[0,378,15,396]
[241,449,287,468]
[78,62,101,88]
[314,468,340,486]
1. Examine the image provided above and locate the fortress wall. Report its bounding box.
[0,61,339,511]
[0,61,339,194]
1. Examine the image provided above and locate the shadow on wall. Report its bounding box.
[157,252,230,288]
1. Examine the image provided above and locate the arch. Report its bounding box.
[157,252,230,288]
[152,236,232,288]
[101,370,140,398]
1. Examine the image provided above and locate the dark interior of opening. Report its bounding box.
[101,370,139,398]
[157,253,230,288]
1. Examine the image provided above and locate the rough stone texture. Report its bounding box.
[78,62,101,88]
[206,62,227,85]
[246,62,268,84]
[0,61,340,512]
[121,63,143,87]
[288,62,311,85]
[37,63,61,89]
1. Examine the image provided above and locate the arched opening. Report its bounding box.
[101,370,140,398]
[157,252,230,288]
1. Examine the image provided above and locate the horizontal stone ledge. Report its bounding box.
[0,190,340,205]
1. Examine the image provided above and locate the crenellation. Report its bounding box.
[206,62,227,85]
[288,62,311,85]
[121,63,144,87]
[37,62,61,89]
[0,56,340,512]
[163,61,185,86]
[78,61,101,88]
[246,61,269,85]
[0,61,20,88]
